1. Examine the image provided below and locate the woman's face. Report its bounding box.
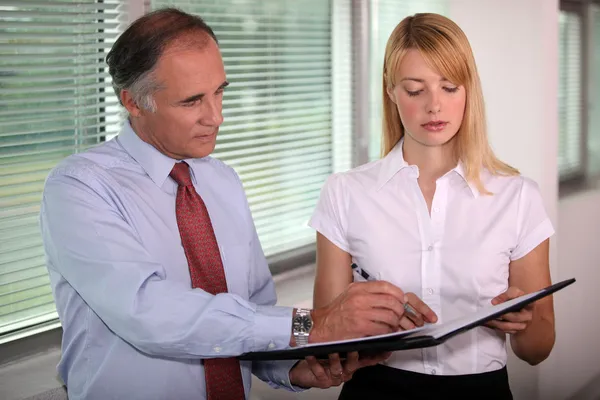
[387,49,466,148]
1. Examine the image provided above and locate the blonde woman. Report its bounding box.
[308,13,555,399]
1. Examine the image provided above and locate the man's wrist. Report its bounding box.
[291,307,313,347]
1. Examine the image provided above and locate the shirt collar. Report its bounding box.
[117,119,195,188]
[376,137,479,198]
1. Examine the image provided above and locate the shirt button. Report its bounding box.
[280,379,286,385]
[213,346,221,353]
[427,245,434,251]
[268,342,276,350]
[430,369,437,375]
[427,288,434,295]
[433,207,440,213]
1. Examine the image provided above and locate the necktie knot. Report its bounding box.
[170,162,193,187]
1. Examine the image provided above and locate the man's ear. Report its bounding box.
[120,89,142,117]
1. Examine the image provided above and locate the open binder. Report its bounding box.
[239,278,575,361]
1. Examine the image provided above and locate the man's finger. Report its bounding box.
[399,315,416,330]
[343,351,360,376]
[328,353,343,378]
[360,308,401,329]
[306,356,328,384]
[405,293,438,323]
[365,294,406,319]
[357,281,405,303]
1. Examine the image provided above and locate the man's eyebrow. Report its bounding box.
[178,81,229,104]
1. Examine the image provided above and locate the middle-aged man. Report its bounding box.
[39,8,425,400]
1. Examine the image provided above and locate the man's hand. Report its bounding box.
[309,281,435,343]
[485,286,535,335]
[289,351,391,389]
[397,292,438,330]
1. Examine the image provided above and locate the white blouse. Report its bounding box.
[308,140,555,376]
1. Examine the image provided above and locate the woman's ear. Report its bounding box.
[385,78,397,105]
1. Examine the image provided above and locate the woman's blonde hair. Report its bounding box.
[382,13,518,194]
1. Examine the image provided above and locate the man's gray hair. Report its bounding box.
[106,7,218,113]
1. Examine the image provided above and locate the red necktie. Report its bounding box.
[170,162,246,400]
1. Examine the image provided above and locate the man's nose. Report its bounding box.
[201,98,224,126]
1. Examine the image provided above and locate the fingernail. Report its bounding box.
[403,295,408,303]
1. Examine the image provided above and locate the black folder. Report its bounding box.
[238,278,575,361]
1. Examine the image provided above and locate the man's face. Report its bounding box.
[130,37,227,159]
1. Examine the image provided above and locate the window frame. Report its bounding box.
[559,0,600,194]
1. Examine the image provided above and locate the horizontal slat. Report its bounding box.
[0,245,45,269]
[215,135,330,160]
[0,41,114,52]
[0,134,105,152]
[0,80,112,95]
[226,69,329,81]
[1,31,119,42]
[223,99,330,117]
[1,11,120,22]
[1,0,120,10]
[248,180,325,209]
[1,70,111,85]
[233,147,331,174]
[220,108,330,130]
[220,46,329,55]
[0,270,49,295]
[0,282,53,307]
[0,232,42,254]
[0,256,45,277]
[0,20,119,31]
[241,157,331,182]
[218,127,330,151]
[0,52,109,64]
[223,91,331,107]
[0,108,118,129]
[0,293,55,318]
[0,203,40,221]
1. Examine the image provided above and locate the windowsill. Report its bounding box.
[559,175,600,199]
[0,261,317,400]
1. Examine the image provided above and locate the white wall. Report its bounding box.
[449,1,600,400]
[543,190,600,400]
[448,0,560,399]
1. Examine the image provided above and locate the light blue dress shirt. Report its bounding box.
[40,120,300,400]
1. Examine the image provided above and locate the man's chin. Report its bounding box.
[187,142,217,159]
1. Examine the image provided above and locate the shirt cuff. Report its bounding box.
[511,218,555,260]
[255,359,308,392]
[253,305,293,352]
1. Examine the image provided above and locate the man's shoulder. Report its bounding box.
[46,139,130,186]
[193,156,243,187]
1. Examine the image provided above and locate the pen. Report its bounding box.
[350,263,419,319]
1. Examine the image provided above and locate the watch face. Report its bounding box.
[294,315,313,333]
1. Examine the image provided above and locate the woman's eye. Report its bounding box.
[406,90,422,97]
[444,86,459,93]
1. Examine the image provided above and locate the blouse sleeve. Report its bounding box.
[510,177,555,261]
[308,173,350,252]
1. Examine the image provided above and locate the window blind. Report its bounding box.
[368,0,448,161]
[152,0,350,257]
[588,3,600,176]
[0,0,123,337]
[558,9,583,178]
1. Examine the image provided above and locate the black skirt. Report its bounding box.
[338,364,513,400]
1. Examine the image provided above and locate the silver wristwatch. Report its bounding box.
[292,308,313,346]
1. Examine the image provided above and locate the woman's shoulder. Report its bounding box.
[483,170,541,197]
[324,158,387,194]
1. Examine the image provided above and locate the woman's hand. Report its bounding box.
[485,286,535,335]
